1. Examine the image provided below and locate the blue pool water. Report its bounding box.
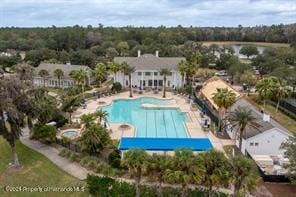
[102,97,188,138]
[62,130,78,139]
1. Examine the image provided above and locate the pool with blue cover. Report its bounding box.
[119,137,213,151]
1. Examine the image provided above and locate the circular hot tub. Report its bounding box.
[61,129,79,139]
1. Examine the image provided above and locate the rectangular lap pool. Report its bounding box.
[102,97,188,138]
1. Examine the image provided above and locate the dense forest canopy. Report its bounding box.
[1,23,296,53]
[0,24,295,84]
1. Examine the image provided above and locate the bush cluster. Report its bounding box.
[108,149,121,168]
[31,123,57,143]
[59,148,124,177]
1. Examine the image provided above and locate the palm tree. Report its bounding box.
[147,154,171,196]
[70,69,87,99]
[178,60,189,87]
[108,61,120,82]
[54,68,64,88]
[95,109,108,125]
[160,68,171,98]
[61,96,79,124]
[80,114,95,128]
[198,150,230,195]
[79,124,111,154]
[165,149,195,197]
[121,61,129,88]
[273,80,291,114]
[122,149,149,197]
[230,156,260,196]
[212,88,236,132]
[165,170,191,197]
[122,62,135,97]
[93,63,107,87]
[38,69,49,87]
[255,77,277,112]
[227,107,260,153]
[35,97,59,124]
[69,70,77,81]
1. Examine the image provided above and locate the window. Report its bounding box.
[250,142,254,146]
[138,72,142,76]
[145,72,151,76]
[159,80,163,86]
[168,81,170,87]
[255,142,259,146]
[148,80,153,86]
[154,72,158,76]
[126,80,128,86]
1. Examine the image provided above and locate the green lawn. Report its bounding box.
[0,137,87,197]
[248,95,296,134]
[264,104,296,134]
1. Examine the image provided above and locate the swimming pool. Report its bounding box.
[102,97,188,138]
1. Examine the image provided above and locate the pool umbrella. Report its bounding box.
[119,124,131,137]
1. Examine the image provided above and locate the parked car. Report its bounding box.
[215,70,227,76]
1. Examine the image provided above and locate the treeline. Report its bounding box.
[0,23,295,58]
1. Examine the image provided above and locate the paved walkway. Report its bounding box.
[20,127,91,180]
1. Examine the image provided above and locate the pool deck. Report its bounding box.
[72,91,235,152]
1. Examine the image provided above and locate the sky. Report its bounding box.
[0,0,296,27]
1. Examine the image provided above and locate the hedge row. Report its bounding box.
[86,175,228,197]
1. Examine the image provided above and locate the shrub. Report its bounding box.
[80,156,92,167]
[111,82,122,92]
[97,163,110,174]
[86,159,98,170]
[95,161,124,177]
[32,123,57,143]
[108,149,121,168]
[69,152,81,162]
[59,148,71,157]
